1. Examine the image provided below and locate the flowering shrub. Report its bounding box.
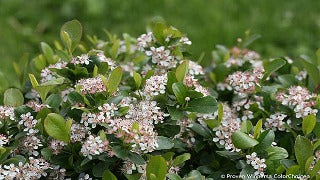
[0,19,320,180]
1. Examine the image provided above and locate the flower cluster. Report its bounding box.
[246,152,267,176]
[19,112,38,135]
[213,104,241,152]
[144,74,167,98]
[145,46,176,69]
[184,75,209,96]
[40,61,67,83]
[226,67,264,94]
[276,86,318,118]
[137,32,153,51]
[264,112,287,131]
[80,135,111,159]
[224,47,261,68]
[71,54,91,65]
[0,157,51,179]
[0,106,14,120]
[76,76,107,95]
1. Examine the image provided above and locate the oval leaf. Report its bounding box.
[107,67,122,94]
[3,88,24,107]
[146,156,168,180]
[176,60,189,82]
[44,113,71,142]
[231,130,259,149]
[302,114,316,135]
[295,135,313,173]
[60,20,82,52]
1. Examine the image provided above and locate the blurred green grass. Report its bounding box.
[0,0,320,89]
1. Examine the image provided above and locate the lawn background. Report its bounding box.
[0,0,319,89]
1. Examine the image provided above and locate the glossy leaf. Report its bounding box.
[231,130,259,149]
[146,155,168,180]
[44,113,71,142]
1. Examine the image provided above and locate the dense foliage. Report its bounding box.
[0,20,320,179]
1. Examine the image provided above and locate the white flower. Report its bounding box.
[212,103,241,152]
[264,112,287,131]
[226,67,264,94]
[0,106,15,120]
[246,152,266,176]
[0,134,9,146]
[19,112,38,135]
[144,75,167,98]
[145,46,177,69]
[137,32,153,51]
[276,86,317,118]
[76,76,107,94]
[80,135,110,159]
[71,54,91,65]
[97,52,117,70]
[40,61,67,83]
[179,37,192,45]
[295,71,307,81]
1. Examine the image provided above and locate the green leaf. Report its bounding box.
[184,170,204,180]
[172,82,188,104]
[314,139,320,151]
[133,72,142,89]
[156,136,174,150]
[33,55,47,71]
[110,39,120,59]
[231,130,259,149]
[41,148,52,161]
[67,91,84,104]
[217,102,224,123]
[240,164,257,180]
[176,60,189,82]
[253,130,275,153]
[242,34,261,47]
[266,146,288,160]
[167,71,178,94]
[29,74,64,102]
[60,31,72,52]
[166,173,182,180]
[216,151,242,160]
[261,58,286,81]
[286,165,300,180]
[45,94,62,109]
[146,155,168,180]
[3,88,24,107]
[128,152,145,165]
[173,153,191,166]
[60,20,82,52]
[302,114,316,135]
[189,123,211,138]
[254,119,263,139]
[40,42,55,64]
[278,74,297,87]
[167,106,184,120]
[151,20,166,44]
[102,169,117,180]
[240,120,253,133]
[294,135,313,173]
[44,113,71,142]
[185,96,217,114]
[309,160,320,178]
[107,67,122,94]
[301,58,320,87]
[112,146,129,159]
